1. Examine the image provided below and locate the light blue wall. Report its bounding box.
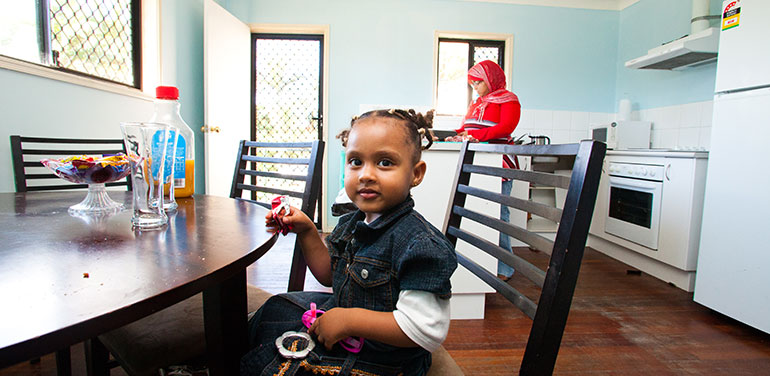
[235,0,619,113]
[616,0,723,111]
[161,0,206,193]
[0,68,153,192]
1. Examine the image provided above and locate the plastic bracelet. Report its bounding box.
[275,331,315,359]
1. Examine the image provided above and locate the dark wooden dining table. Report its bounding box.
[0,191,278,375]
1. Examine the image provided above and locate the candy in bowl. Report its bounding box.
[41,153,137,214]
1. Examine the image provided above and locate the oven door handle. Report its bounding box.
[609,177,659,192]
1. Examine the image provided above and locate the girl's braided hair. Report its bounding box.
[337,108,435,163]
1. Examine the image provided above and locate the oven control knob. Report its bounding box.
[649,169,657,178]
[641,168,648,176]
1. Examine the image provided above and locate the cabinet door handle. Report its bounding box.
[665,164,671,181]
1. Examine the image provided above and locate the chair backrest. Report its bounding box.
[444,140,605,375]
[229,140,325,292]
[10,135,132,193]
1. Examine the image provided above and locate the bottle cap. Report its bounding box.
[156,86,179,100]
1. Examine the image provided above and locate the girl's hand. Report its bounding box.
[265,205,315,235]
[308,308,350,350]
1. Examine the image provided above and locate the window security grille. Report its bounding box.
[49,0,139,87]
[0,0,140,88]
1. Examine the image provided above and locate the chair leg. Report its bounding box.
[55,348,72,376]
[84,338,110,376]
[287,245,308,292]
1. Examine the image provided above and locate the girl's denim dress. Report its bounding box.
[241,197,458,376]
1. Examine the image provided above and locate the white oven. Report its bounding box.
[604,162,665,250]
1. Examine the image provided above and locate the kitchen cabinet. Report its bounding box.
[658,157,708,270]
[588,150,708,291]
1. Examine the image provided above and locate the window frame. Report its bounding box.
[432,31,514,123]
[0,0,159,100]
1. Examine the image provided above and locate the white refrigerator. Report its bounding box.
[694,0,770,333]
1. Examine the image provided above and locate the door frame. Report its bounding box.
[249,24,331,231]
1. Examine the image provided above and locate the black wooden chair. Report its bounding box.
[92,140,325,376]
[10,135,131,192]
[229,140,325,292]
[427,140,605,375]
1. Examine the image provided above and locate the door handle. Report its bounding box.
[308,113,323,125]
[201,125,221,133]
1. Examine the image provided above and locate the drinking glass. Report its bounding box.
[120,122,176,229]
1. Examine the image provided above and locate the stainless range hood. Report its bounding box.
[625,0,719,70]
[625,27,719,70]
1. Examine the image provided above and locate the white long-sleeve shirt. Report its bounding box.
[392,290,450,352]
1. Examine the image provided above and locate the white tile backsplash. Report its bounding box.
[632,100,713,150]
[657,129,679,149]
[570,112,590,131]
[571,130,588,141]
[678,127,700,146]
[533,110,554,131]
[517,108,534,130]
[701,101,714,127]
[699,126,712,148]
[589,112,611,126]
[514,109,611,143]
[680,102,703,128]
[510,100,712,149]
[550,130,570,144]
[552,111,571,130]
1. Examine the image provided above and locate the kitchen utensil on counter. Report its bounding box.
[528,135,551,145]
[511,133,528,145]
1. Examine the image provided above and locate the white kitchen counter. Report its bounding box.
[608,149,709,158]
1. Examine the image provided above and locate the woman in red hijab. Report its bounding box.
[456,60,521,150]
[457,60,521,281]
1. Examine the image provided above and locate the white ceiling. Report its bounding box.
[464,0,640,11]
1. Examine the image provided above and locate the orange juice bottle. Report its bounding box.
[150,86,195,200]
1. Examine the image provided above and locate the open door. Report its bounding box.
[203,0,250,197]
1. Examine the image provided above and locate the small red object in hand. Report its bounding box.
[271,196,293,235]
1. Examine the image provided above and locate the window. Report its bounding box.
[433,32,512,118]
[0,0,141,88]
[436,38,504,116]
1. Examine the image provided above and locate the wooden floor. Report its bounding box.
[445,247,770,375]
[3,240,769,375]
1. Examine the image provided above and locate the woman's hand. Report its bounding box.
[308,308,351,350]
[444,132,479,143]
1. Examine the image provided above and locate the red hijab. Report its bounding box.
[467,60,518,120]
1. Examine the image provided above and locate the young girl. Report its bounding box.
[240,109,458,376]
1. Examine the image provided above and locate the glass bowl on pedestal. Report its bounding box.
[41,154,136,215]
